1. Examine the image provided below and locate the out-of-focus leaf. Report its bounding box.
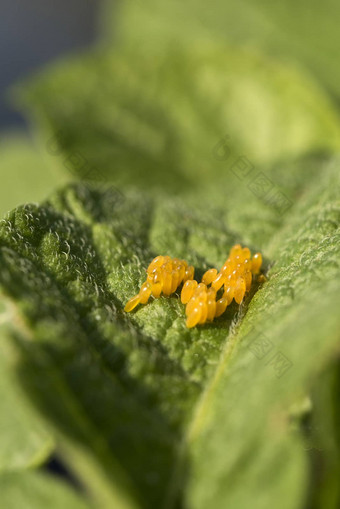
[305,359,340,509]
[0,470,92,509]
[0,297,54,472]
[0,133,68,218]
[15,45,340,191]
[112,0,340,100]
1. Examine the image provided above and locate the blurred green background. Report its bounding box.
[1,0,340,216]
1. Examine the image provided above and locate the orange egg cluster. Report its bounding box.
[124,245,263,327]
[124,255,194,313]
[181,244,262,328]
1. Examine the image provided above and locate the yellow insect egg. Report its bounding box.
[195,283,207,295]
[251,253,262,274]
[215,297,228,317]
[164,260,173,272]
[162,267,173,296]
[147,267,161,285]
[244,270,252,292]
[186,305,202,328]
[243,258,251,271]
[178,263,186,283]
[211,272,226,291]
[185,296,198,316]
[153,269,162,284]
[184,265,195,282]
[234,254,242,266]
[221,260,229,273]
[197,283,208,296]
[170,270,180,293]
[124,294,141,313]
[197,288,208,302]
[198,299,208,324]
[225,271,237,286]
[139,281,152,304]
[206,288,217,321]
[230,244,242,257]
[234,277,246,304]
[185,283,210,325]
[125,245,264,322]
[125,255,192,313]
[151,282,162,298]
[180,243,264,327]
[242,247,251,261]
[181,280,198,304]
[223,285,234,305]
[147,256,165,273]
[202,268,218,285]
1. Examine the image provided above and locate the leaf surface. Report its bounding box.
[0,299,53,472]
[0,471,92,509]
[0,155,339,507]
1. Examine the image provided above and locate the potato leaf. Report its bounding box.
[0,471,92,509]
[15,45,340,191]
[0,154,339,507]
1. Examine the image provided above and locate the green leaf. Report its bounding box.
[0,133,68,218]
[305,360,340,509]
[1,2,338,506]
[15,44,340,191]
[0,183,228,508]
[0,471,92,509]
[184,157,340,508]
[113,0,340,100]
[0,153,339,507]
[0,297,54,472]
